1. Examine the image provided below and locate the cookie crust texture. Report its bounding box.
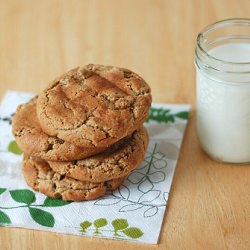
[22,155,125,201]
[12,97,107,161]
[48,126,149,182]
[36,64,152,147]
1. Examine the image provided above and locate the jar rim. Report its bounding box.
[197,18,250,66]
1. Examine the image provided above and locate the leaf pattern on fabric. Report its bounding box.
[7,141,22,155]
[79,217,144,239]
[43,197,71,207]
[80,221,92,233]
[143,206,158,218]
[29,207,55,227]
[0,188,71,227]
[10,189,36,205]
[94,143,168,218]
[119,204,144,212]
[122,227,143,239]
[138,190,161,204]
[147,107,188,123]
[94,197,122,206]
[0,188,6,195]
[93,218,108,234]
[0,210,11,224]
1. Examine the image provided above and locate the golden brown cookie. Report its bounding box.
[36,64,152,147]
[12,97,108,161]
[22,155,125,201]
[48,126,149,182]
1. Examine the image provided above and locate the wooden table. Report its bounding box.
[0,0,250,249]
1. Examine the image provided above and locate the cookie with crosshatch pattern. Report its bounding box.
[12,96,108,161]
[36,64,152,148]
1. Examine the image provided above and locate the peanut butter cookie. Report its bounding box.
[48,126,149,182]
[36,64,152,147]
[12,97,107,161]
[22,155,125,201]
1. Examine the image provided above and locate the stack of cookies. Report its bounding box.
[12,64,152,201]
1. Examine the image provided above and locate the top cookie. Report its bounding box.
[36,64,152,147]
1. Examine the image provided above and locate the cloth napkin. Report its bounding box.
[0,91,190,244]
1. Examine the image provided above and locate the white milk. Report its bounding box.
[196,43,250,163]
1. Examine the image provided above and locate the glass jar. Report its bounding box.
[195,18,250,164]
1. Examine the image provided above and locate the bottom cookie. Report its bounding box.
[22,155,125,201]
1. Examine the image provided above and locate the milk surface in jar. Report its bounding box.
[195,19,250,164]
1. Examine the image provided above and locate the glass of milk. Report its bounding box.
[195,18,250,164]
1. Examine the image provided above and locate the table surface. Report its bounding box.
[0,0,250,249]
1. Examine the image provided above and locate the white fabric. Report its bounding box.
[0,91,190,244]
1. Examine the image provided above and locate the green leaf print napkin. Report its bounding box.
[0,91,190,244]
